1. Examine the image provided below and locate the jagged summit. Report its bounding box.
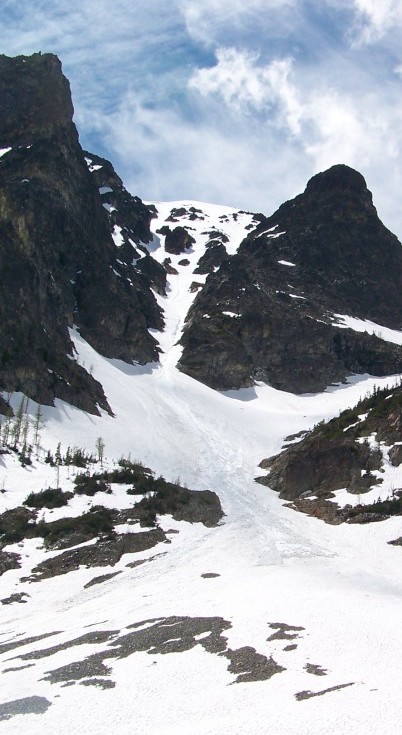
[0,53,163,413]
[304,163,370,198]
[266,165,373,234]
[245,162,402,326]
[178,163,402,392]
[0,53,74,147]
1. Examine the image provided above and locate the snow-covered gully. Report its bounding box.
[1,202,402,734]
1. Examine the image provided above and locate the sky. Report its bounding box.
[2,0,402,237]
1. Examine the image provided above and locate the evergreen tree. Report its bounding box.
[1,394,13,447]
[22,414,29,446]
[45,449,54,465]
[65,446,72,479]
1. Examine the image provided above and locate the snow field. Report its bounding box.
[1,201,402,733]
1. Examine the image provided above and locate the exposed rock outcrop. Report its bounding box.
[0,550,21,576]
[178,165,402,393]
[257,435,381,501]
[25,529,167,581]
[160,225,196,255]
[257,382,402,525]
[0,53,163,413]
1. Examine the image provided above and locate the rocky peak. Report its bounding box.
[304,164,371,202]
[0,53,163,414]
[245,163,402,326]
[178,165,402,393]
[0,53,75,147]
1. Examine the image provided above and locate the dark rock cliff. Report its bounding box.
[178,165,402,393]
[257,381,402,525]
[0,53,163,413]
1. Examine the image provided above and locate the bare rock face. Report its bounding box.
[0,53,74,146]
[178,165,402,393]
[0,550,21,576]
[257,435,379,502]
[194,242,227,275]
[257,383,402,523]
[0,53,163,413]
[163,226,196,255]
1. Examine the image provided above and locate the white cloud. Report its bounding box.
[350,0,402,44]
[186,46,402,236]
[0,1,183,105]
[189,46,402,167]
[99,85,309,218]
[303,89,400,170]
[189,49,302,135]
[180,0,296,47]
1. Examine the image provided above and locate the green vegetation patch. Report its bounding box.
[74,474,111,496]
[23,487,73,509]
[347,494,402,521]
[36,506,115,548]
[74,459,153,496]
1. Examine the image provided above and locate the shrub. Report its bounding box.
[347,495,402,519]
[138,508,157,527]
[74,473,111,496]
[36,506,115,546]
[107,465,150,484]
[126,475,156,495]
[23,487,73,509]
[70,447,95,468]
[136,479,190,521]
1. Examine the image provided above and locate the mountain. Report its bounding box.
[178,165,402,392]
[3,53,402,411]
[0,53,162,415]
[1,52,402,735]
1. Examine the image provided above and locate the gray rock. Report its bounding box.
[25,529,166,581]
[0,696,51,720]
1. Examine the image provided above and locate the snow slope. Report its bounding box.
[1,202,402,734]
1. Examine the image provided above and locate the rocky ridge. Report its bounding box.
[1,51,402,735]
[178,165,402,392]
[0,53,164,413]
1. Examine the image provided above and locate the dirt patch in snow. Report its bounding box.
[295,682,354,700]
[0,631,62,656]
[267,622,305,641]
[304,663,327,676]
[0,695,52,720]
[37,616,285,689]
[22,529,166,581]
[1,592,29,605]
[84,571,121,588]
